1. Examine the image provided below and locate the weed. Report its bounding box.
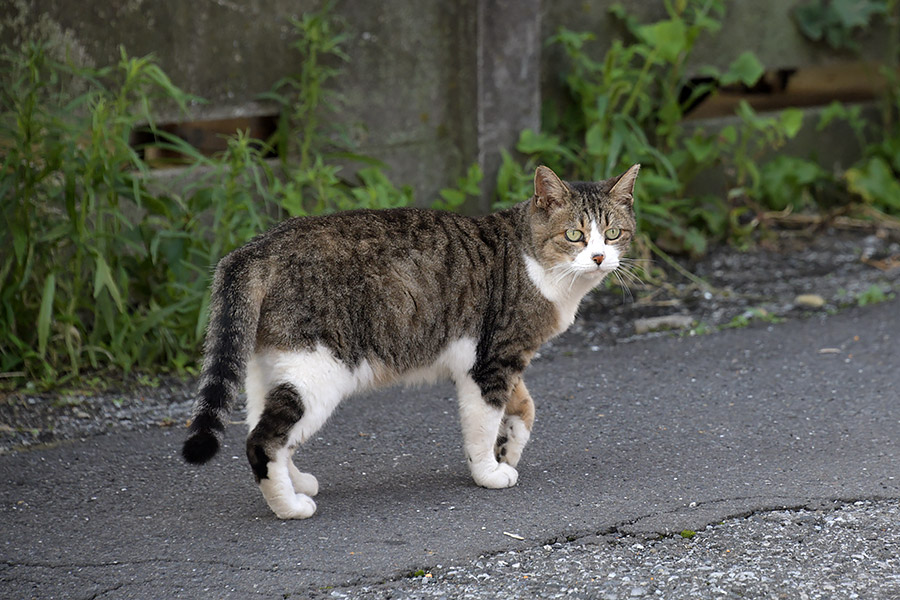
[680,529,697,539]
[722,308,785,330]
[0,5,416,388]
[789,0,900,220]
[136,373,160,388]
[435,164,483,212]
[687,307,784,337]
[261,2,413,217]
[857,284,894,306]
[688,322,715,337]
[793,0,887,51]
[0,42,199,383]
[504,0,810,257]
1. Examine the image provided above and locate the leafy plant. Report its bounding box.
[758,155,829,212]
[434,163,483,211]
[857,283,893,306]
[261,2,413,217]
[0,43,203,382]
[262,3,350,169]
[793,0,887,50]
[0,4,416,387]
[505,0,807,256]
[791,1,900,219]
[722,307,784,330]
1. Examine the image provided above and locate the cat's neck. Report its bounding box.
[479,202,604,335]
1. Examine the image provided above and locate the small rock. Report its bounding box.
[633,315,694,334]
[794,294,825,308]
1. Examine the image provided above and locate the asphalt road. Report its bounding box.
[2,300,898,599]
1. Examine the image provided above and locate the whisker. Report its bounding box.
[552,267,575,286]
[616,264,646,286]
[616,271,643,287]
[613,270,634,302]
[567,270,580,294]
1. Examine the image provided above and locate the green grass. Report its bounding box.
[857,284,895,306]
[0,5,414,388]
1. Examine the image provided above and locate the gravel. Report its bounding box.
[0,376,195,454]
[322,500,900,600]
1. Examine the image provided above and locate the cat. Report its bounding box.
[182,164,639,519]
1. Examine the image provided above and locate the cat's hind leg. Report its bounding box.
[246,382,318,519]
[246,347,356,518]
[495,378,534,468]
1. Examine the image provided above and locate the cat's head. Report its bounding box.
[527,164,639,278]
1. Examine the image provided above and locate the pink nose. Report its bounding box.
[592,254,604,265]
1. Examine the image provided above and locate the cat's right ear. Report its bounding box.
[533,166,568,210]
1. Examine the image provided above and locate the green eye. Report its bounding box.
[605,227,622,241]
[564,229,584,242]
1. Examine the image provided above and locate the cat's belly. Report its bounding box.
[246,338,478,422]
[389,337,478,387]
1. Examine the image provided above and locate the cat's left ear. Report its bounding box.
[608,164,641,206]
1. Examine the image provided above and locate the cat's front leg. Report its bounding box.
[495,378,534,468]
[456,375,518,488]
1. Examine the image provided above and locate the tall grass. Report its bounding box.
[0,7,413,387]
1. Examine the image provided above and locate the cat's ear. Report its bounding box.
[608,164,641,206]
[533,166,568,210]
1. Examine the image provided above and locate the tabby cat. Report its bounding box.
[182,164,639,519]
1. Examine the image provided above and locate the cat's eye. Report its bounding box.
[564,229,584,243]
[605,227,622,241]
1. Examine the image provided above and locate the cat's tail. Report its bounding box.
[182,248,264,465]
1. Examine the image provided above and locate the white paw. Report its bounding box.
[259,478,318,519]
[472,461,518,489]
[275,493,317,520]
[288,465,319,497]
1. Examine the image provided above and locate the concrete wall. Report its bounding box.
[2,0,890,208]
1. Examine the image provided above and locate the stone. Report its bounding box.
[794,294,826,308]
[633,315,695,334]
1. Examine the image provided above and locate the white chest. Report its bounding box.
[523,253,605,335]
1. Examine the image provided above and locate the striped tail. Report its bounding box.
[182,250,262,464]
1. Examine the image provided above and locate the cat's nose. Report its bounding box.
[592,254,604,265]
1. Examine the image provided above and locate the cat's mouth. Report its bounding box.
[579,260,618,275]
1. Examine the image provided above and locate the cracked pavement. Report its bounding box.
[2,299,898,599]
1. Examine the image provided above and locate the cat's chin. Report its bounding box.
[577,265,615,278]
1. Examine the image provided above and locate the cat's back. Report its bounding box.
[263,206,495,258]
[247,206,527,358]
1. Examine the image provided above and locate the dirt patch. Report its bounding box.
[2,227,898,454]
